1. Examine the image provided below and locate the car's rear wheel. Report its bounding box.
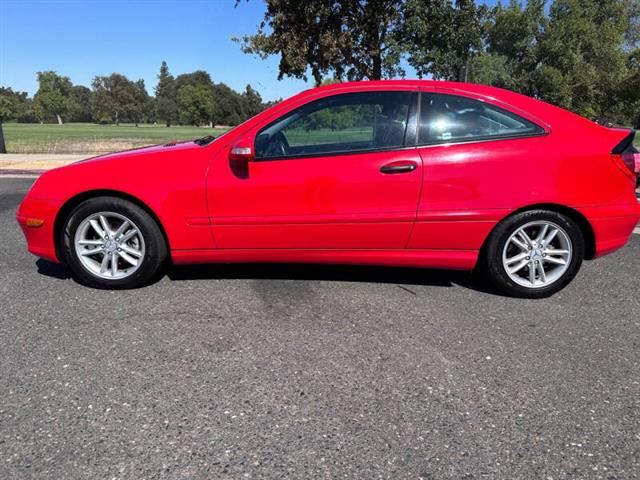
[62,197,167,289]
[483,210,585,298]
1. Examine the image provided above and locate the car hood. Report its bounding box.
[27,137,220,201]
[72,139,204,166]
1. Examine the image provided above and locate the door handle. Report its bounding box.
[380,160,418,174]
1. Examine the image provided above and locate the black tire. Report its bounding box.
[483,210,585,298]
[61,196,167,289]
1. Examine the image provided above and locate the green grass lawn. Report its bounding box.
[2,122,639,154]
[2,123,231,154]
[285,127,373,146]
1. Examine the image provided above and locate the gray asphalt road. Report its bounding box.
[1,177,639,480]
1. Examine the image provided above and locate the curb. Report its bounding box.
[0,169,45,176]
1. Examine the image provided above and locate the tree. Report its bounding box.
[91,73,139,124]
[612,0,640,124]
[68,85,93,122]
[468,52,516,90]
[471,0,546,93]
[175,70,214,91]
[6,90,38,124]
[34,71,73,125]
[625,0,640,51]
[403,0,488,81]
[242,84,263,118]
[534,0,628,119]
[175,71,215,125]
[464,0,636,124]
[34,91,67,125]
[616,49,640,124]
[178,84,213,125]
[0,87,27,121]
[155,61,177,126]
[16,103,39,123]
[262,98,283,110]
[211,83,246,125]
[133,79,153,125]
[488,1,545,70]
[235,0,406,84]
[0,95,15,153]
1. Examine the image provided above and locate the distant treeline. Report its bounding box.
[0,62,279,127]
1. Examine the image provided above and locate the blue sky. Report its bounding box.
[0,0,496,101]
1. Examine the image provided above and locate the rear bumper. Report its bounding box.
[579,203,640,258]
[16,196,62,263]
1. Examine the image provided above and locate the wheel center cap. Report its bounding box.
[532,249,543,259]
[104,240,117,253]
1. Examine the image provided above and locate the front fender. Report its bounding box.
[22,147,215,255]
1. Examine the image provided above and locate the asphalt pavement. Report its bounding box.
[1,177,639,479]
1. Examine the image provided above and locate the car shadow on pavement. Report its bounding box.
[166,263,495,294]
[35,259,497,295]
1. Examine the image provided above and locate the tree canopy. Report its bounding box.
[235,0,407,83]
[178,84,214,126]
[155,61,178,127]
[34,71,74,125]
[469,0,635,122]
[238,0,640,125]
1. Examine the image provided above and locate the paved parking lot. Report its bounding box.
[1,177,639,479]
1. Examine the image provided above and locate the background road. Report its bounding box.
[1,177,639,479]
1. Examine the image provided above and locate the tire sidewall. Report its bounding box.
[62,197,166,289]
[486,210,585,298]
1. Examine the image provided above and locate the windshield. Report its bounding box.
[196,100,284,146]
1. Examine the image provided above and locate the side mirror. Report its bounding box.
[229,138,255,162]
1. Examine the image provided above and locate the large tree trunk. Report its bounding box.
[372,53,382,80]
[56,114,63,126]
[0,119,6,154]
[458,59,469,82]
[369,24,383,81]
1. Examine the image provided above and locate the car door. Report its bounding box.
[207,89,423,249]
[408,90,549,251]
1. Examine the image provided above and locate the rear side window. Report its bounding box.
[255,91,411,159]
[419,93,544,144]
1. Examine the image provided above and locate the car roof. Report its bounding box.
[306,79,502,95]
[300,80,541,113]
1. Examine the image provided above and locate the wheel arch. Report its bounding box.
[479,203,596,264]
[53,189,170,263]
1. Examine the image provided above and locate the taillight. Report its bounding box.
[611,130,638,180]
[627,152,640,174]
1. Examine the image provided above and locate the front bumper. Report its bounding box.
[16,196,63,263]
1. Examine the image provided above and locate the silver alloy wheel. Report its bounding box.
[502,221,572,289]
[73,211,145,280]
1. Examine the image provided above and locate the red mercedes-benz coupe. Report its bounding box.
[17,80,640,297]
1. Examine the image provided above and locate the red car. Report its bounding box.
[17,80,640,297]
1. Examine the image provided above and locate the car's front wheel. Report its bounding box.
[483,210,585,298]
[62,197,167,289]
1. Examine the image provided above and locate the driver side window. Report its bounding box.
[255,91,411,160]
